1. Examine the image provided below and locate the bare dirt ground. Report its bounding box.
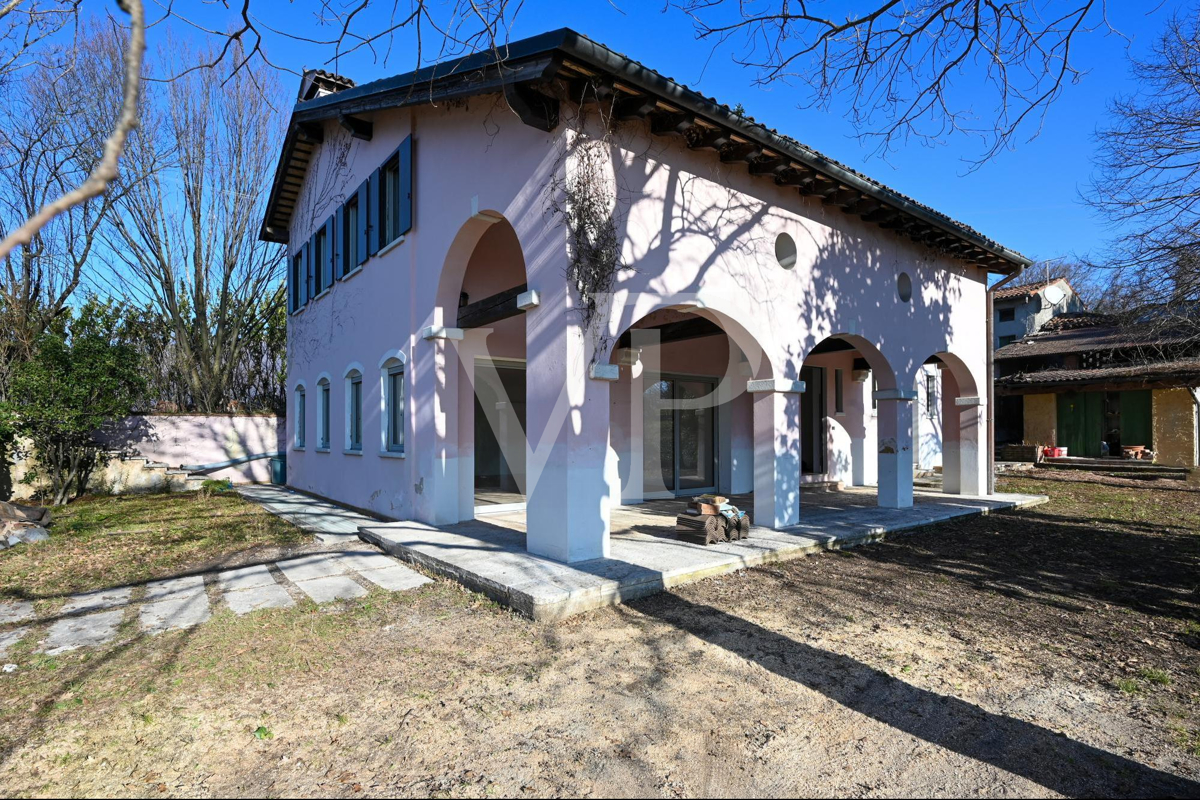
[1,472,1198,798]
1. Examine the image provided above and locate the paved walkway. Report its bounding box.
[237,485,373,544]
[1,553,429,660]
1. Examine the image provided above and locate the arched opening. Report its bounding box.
[913,352,985,496]
[798,333,898,495]
[603,303,794,528]
[450,216,530,515]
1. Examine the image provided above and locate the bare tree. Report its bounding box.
[0,0,81,85]
[0,20,132,398]
[678,0,1109,163]
[103,38,287,413]
[1088,10,1200,338]
[0,0,519,262]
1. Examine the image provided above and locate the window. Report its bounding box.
[872,375,878,411]
[313,227,327,294]
[380,155,401,246]
[925,372,937,419]
[999,334,1018,347]
[317,378,330,449]
[346,369,363,451]
[290,252,303,311]
[897,272,912,302]
[834,369,844,414]
[294,387,306,448]
[386,363,404,452]
[998,307,1016,322]
[343,195,359,274]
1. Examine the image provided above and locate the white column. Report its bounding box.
[750,379,804,529]
[876,388,915,508]
[940,367,962,495]
[956,397,986,496]
[612,351,645,505]
[413,328,466,525]
[524,306,613,563]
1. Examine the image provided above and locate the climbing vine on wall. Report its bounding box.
[546,85,634,365]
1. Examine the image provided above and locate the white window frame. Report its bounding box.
[343,363,364,453]
[316,374,331,450]
[293,381,307,449]
[378,349,407,456]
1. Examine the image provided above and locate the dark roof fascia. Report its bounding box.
[261,27,1032,270]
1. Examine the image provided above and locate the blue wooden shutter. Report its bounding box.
[333,205,345,280]
[303,238,313,304]
[355,178,370,266]
[324,215,336,290]
[398,135,412,237]
[287,252,295,313]
[367,167,381,256]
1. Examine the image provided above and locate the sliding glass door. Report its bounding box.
[643,376,717,496]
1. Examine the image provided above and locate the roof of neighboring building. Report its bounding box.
[992,277,1073,302]
[260,28,1031,273]
[996,358,1200,389]
[993,312,1196,360]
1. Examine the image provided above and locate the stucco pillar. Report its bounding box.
[956,398,986,496]
[611,352,644,505]
[750,379,803,529]
[876,389,915,508]
[524,306,613,563]
[940,368,961,495]
[412,329,465,525]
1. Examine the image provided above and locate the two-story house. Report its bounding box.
[260,29,1030,564]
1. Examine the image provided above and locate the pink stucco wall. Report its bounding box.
[97,414,285,483]
[282,92,991,560]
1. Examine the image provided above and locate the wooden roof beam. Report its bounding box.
[719,141,762,163]
[613,93,657,120]
[650,110,695,135]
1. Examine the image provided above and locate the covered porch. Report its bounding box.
[359,487,1046,621]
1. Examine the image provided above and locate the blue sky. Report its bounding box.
[137,0,1187,266]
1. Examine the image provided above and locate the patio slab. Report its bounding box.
[359,488,1047,621]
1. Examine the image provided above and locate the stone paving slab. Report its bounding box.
[238,485,376,544]
[276,553,348,583]
[43,610,124,654]
[217,563,277,592]
[0,626,29,657]
[358,565,431,592]
[0,600,34,626]
[332,549,401,574]
[225,584,294,615]
[140,594,211,633]
[294,575,368,603]
[360,490,1049,621]
[60,587,132,616]
[144,575,206,602]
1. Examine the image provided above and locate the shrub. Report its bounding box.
[5,301,145,505]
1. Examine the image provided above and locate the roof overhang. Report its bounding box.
[260,29,1031,274]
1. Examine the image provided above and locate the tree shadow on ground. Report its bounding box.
[629,592,1200,797]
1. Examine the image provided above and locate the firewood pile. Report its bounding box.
[675,495,750,545]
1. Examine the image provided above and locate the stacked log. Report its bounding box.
[674,495,751,545]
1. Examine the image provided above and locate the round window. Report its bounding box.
[897,271,913,302]
[775,232,797,270]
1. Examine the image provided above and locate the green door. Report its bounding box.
[1057,391,1105,457]
[1119,390,1153,448]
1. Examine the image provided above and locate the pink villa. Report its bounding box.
[262,30,1031,568]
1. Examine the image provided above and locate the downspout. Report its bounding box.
[986,265,1026,495]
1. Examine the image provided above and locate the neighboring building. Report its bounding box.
[993,277,1086,349]
[995,313,1200,466]
[261,29,1029,563]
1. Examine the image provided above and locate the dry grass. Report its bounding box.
[0,490,311,602]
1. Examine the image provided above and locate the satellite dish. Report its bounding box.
[1042,284,1066,306]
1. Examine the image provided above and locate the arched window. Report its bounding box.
[344,366,363,451]
[379,355,405,453]
[317,376,331,449]
[293,384,307,449]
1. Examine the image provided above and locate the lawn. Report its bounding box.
[0,489,312,602]
[0,472,1197,797]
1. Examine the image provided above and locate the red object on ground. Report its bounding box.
[1043,446,1068,458]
